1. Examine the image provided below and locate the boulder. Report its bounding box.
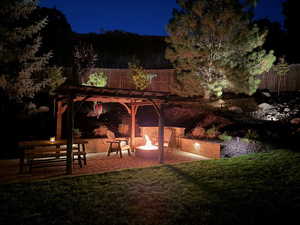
[37,106,50,113]
[228,106,243,113]
[258,103,274,111]
[93,125,108,136]
[195,113,232,129]
[290,118,300,125]
[191,127,205,138]
[262,92,271,97]
[221,137,264,158]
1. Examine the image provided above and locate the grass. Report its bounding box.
[1,149,300,225]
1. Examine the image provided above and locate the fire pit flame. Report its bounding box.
[138,135,158,150]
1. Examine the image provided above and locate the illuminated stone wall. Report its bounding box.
[179,138,221,159]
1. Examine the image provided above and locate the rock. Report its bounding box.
[258,103,274,111]
[284,107,290,112]
[262,92,271,97]
[195,113,232,129]
[93,125,108,136]
[191,127,205,138]
[221,137,263,158]
[27,102,36,110]
[26,102,37,115]
[228,106,243,113]
[290,118,300,125]
[37,106,50,113]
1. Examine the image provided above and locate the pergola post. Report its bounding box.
[130,104,138,150]
[56,100,67,140]
[158,104,165,163]
[66,95,74,174]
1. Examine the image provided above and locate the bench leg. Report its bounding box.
[82,144,87,165]
[107,143,112,156]
[77,144,82,168]
[118,143,122,158]
[19,152,24,174]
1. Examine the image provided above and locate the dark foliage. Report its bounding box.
[33,7,73,66]
[283,0,300,63]
[73,30,171,69]
[255,19,286,58]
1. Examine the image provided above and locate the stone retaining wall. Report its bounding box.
[179,138,221,159]
[82,137,221,159]
[82,137,145,153]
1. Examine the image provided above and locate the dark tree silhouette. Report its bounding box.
[255,19,286,58]
[283,0,300,63]
[73,30,171,69]
[33,7,73,66]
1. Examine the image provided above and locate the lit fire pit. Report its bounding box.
[136,135,159,159]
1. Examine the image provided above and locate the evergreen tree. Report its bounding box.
[166,0,275,99]
[0,0,51,101]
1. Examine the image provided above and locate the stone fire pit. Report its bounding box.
[135,135,159,159]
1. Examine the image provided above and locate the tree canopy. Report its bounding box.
[166,0,275,99]
[0,0,51,100]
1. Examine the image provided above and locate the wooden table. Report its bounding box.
[19,139,88,173]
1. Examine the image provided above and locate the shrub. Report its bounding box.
[244,129,259,140]
[83,71,107,87]
[206,126,219,138]
[218,132,232,141]
[128,62,151,90]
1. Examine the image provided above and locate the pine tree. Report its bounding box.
[0,0,51,101]
[166,0,275,99]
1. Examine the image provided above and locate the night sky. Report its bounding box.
[39,0,286,35]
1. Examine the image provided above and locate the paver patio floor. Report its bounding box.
[0,151,208,183]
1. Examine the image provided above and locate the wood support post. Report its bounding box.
[130,104,138,150]
[158,104,165,163]
[56,101,67,140]
[66,96,74,174]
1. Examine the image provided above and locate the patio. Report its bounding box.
[0,150,208,184]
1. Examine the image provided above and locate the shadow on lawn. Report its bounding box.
[163,163,297,225]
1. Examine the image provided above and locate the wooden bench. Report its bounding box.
[22,146,87,173]
[23,147,67,172]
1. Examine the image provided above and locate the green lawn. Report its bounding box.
[1,149,300,225]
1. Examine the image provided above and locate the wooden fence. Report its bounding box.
[82,68,175,92]
[83,65,300,93]
[259,64,300,92]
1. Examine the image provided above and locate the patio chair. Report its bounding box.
[106,130,131,158]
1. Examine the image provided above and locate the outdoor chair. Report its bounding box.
[106,130,131,158]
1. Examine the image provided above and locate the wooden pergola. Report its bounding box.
[54,84,208,174]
